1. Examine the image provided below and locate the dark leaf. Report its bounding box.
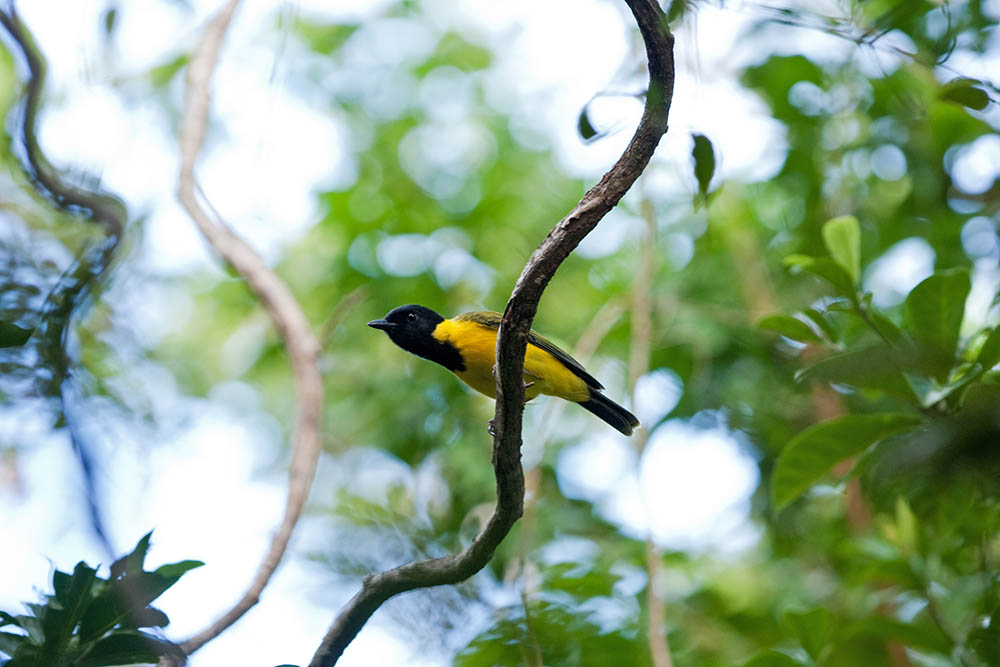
[0,631,26,657]
[846,617,952,654]
[802,307,840,343]
[796,344,918,401]
[0,322,32,348]
[975,326,1000,372]
[741,650,804,666]
[904,269,971,381]
[785,255,856,298]
[757,314,821,343]
[783,607,833,659]
[666,0,687,23]
[110,532,153,580]
[691,133,716,200]
[577,106,598,142]
[102,7,117,35]
[76,631,173,667]
[123,607,169,630]
[51,562,97,648]
[969,606,1000,663]
[773,413,923,509]
[939,77,990,111]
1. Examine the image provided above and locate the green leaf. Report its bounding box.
[292,20,359,55]
[741,650,804,667]
[152,560,204,580]
[0,613,20,629]
[4,643,46,667]
[0,321,32,348]
[822,215,861,285]
[783,607,833,659]
[148,54,190,89]
[757,314,821,343]
[666,0,688,23]
[846,617,952,654]
[691,133,716,199]
[939,77,990,111]
[893,497,918,556]
[772,413,923,509]
[76,631,172,667]
[102,7,117,35]
[110,532,153,580]
[0,630,26,656]
[802,307,840,343]
[904,269,971,381]
[796,344,918,401]
[79,556,196,641]
[50,562,97,648]
[975,326,1000,372]
[868,311,906,347]
[785,255,856,298]
[969,606,1000,663]
[577,107,598,142]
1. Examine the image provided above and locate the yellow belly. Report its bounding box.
[434,319,590,402]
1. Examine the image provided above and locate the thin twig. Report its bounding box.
[320,286,368,347]
[170,0,324,658]
[632,196,673,667]
[308,2,674,664]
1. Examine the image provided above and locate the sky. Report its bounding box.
[2,0,999,665]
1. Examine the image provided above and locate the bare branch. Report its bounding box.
[309,2,674,664]
[170,0,324,657]
[0,7,126,555]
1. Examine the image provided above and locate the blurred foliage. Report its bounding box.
[1,0,999,665]
[0,533,199,666]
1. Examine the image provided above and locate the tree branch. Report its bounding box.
[308,2,674,664]
[169,0,325,657]
[0,6,127,555]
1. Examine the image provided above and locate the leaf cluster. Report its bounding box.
[0,533,201,667]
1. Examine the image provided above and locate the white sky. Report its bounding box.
[3,0,998,665]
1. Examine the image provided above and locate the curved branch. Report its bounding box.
[308,2,674,665]
[0,7,127,554]
[171,0,324,657]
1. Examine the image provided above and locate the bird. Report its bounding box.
[368,305,639,436]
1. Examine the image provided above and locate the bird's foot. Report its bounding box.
[488,418,496,437]
[492,364,535,390]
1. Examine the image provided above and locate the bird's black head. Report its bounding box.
[368,305,464,371]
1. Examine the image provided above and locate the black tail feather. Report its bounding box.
[578,391,639,436]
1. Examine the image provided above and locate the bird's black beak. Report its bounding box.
[367,318,394,331]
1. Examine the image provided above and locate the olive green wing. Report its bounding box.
[454,311,604,390]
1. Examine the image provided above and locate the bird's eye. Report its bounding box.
[407,312,417,322]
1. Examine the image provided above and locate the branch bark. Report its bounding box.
[309,2,674,664]
[169,0,325,658]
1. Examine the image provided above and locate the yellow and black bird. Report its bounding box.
[368,305,639,436]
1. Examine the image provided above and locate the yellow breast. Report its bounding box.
[432,318,590,402]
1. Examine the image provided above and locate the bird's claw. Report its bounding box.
[488,418,496,436]
[492,364,535,390]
